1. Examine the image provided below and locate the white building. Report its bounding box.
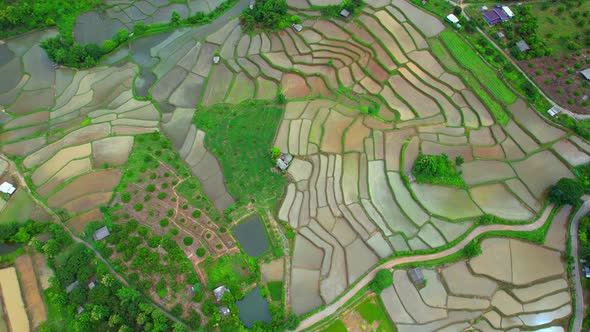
[446,14,460,24]
[0,182,15,195]
[502,6,514,18]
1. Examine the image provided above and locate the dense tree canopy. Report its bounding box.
[369,269,393,293]
[240,0,296,31]
[548,177,584,206]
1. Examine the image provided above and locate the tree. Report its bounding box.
[549,178,584,206]
[117,287,139,305]
[43,239,60,257]
[453,5,462,16]
[284,313,300,330]
[170,11,181,26]
[463,241,481,258]
[369,269,393,293]
[455,156,464,166]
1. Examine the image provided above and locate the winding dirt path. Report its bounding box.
[296,205,554,331]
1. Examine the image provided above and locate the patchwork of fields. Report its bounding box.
[0,0,586,329]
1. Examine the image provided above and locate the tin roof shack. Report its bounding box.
[408,268,425,287]
[213,285,230,302]
[92,226,110,241]
[0,182,16,195]
[581,68,590,81]
[515,40,530,53]
[276,153,293,171]
[340,9,351,18]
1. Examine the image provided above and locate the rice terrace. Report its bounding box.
[1,0,590,330]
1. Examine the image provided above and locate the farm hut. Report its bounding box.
[497,32,505,39]
[219,306,231,319]
[408,268,424,286]
[584,265,590,278]
[581,68,590,81]
[66,280,80,293]
[0,182,16,195]
[88,281,97,289]
[77,307,85,314]
[481,5,488,11]
[340,9,351,18]
[93,226,110,241]
[277,158,288,170]
[249,0,255,9]
[213,56,220,64]
[293,24,303,32]
[547,107,561,117]
[515,40,530,53]
[213,285,230,301]
[446,14,459,24]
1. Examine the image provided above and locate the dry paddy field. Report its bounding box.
[0,267,29,332]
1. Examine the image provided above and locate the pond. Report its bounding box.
[0,243,20,255]
[232,216,269,257]
[236,287,271,328]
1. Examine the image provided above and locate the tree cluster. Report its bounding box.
[40,244,182,332]
[0,0,101,38]
[320,0,364,18]
[369,269,393,293]
[240,0,298,32]
[548,177,584,206]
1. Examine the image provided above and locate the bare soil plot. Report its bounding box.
[320,110,354,154]
[508,99,565,144]
[281,73,310,98]
[391,0,445,37]
[291,268,322,315]
[389,75,440,118]
[460,160,515,186]
[36,158,92,197]
[510,239,565,285]
[359,15,408,64]
[411,184,481,220]
[544,206,572,252]
[344,118,370,152]
[62,192,113,214]
[15,255,47,329]
[0,267,29,332]
[92,136,134,167]
[470,184,534,220]
[67,208,103,233]
[374,11,416,53]
[31,143,91,186]
[552,139,590,167]
[393,270,447,323]
[512,151,574,199]
[23,123,110,169]
[46,169,122,208]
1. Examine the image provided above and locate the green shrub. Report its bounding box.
[146,184,156,192]
[121,192,131,203]
[183,237,194,246]
[413,153,465,188]
[160,219,169,227]
[134,203,143,212]
[240,0,293,32]
[192,210,202,218]
[369,269,393,293]
[157,192,167,200]
[549,178,584,206]
[167,209,174,217]
[196,248,206,257]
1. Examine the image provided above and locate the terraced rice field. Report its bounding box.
[0,0,585,326]
[379,208,573,331]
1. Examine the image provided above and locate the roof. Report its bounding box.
[281,153,293,164]
[213,56,220,64]
[0,182,15,195]
[219,306,231,318]
[293,24,303,32]
[581,68,590,81]
[481,5,488,10]
[446,14,459,24]
[497,32,505,38]
[277,158,288,170]
[340,9,351,17]
[88,281,97,289]
[66,280,79,293]
[547,107,561,117]
[408,268,424,285]
[515,40,530,52]
[502,6,514,18]
[93,226,110,241]
[213,285,230,301]
[483,8,509,25]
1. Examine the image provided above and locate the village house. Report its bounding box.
[408,268,424,287]
[213,285,230,302]
[581,68,590,81]
[515,40,530,53]
[0,182,16,195]
[482,5,514,26]
[93,226,111,241]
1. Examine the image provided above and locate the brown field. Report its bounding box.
[67,208,103,233]
[31,253,53,290]
[15,255,47,329]
[47,169,122,208]
[0,267,29,332]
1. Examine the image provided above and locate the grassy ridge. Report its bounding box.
[192,100,287,208]
[439,30,517,105]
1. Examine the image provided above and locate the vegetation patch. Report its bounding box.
[192,100,287,208]
[267,281,283,301]
[413,153,466,188]
[200,253,257,296]
[439,30,517,106]
[240,0,298,32]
